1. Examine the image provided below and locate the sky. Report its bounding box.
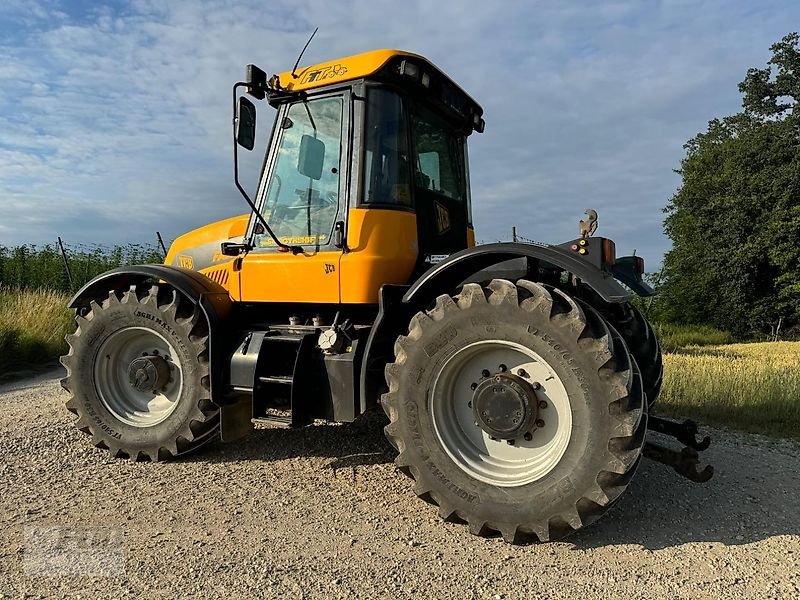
[0,0,798,266]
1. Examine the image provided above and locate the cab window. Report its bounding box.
[256,96,343,247]
[362,88,412,206]
[411,105,467,202]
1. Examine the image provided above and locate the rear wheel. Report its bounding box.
[578,288,663,407]
[382,279,646,543]
[60,283,220,461]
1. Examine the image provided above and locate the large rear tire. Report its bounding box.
[578,289,663,407]
[382,279,647,543]
[60,284,220,461]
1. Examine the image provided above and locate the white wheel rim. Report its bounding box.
[93,327,183,427]
[430,340,572,487]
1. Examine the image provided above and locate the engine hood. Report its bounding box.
[164,214,249,272]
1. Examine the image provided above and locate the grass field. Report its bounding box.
[658,342,800,440]
[0,288,72,378]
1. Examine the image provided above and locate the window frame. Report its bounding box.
[245,86,352,252]
[408,100,470,207]
[357,83,417,214]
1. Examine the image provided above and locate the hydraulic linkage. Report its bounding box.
[643,416,714,483]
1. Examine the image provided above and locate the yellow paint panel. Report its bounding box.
[276,49,420,93]
[198,261,240,299]
[340,208,418,304]
[238,249,341,304]
[467,226,476,248]
[165,214,249,266]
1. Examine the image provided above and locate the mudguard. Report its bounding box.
[68,265,235,404]
[360,241,650,411]
[404,241,633,306]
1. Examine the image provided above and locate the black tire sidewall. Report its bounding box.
[394,301,620,524]
[71,298,206,450]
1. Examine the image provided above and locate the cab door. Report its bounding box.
[238,91,349,304]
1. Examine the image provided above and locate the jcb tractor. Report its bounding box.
[62,49,711,543]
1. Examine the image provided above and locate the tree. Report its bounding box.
[661,33,800,338]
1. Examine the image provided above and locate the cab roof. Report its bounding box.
[275,49,483,121]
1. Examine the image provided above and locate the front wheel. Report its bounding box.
[381,279,647,543]
[60,283,220,461]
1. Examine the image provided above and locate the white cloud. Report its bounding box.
[0,0,797,267]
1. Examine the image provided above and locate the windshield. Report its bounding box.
[255,96,343,247]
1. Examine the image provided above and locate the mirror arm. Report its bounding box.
[232,82,302,255]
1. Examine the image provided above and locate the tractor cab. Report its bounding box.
[229,50,485,305]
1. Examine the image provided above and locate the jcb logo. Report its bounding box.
[434,201,450,235]
[301,64,348,84]
[178,255,194,269]
[324,263,336,274]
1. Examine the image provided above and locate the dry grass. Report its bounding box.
[0,287,73,377]
[659,342,800,440]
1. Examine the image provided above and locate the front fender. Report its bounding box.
[69,265,234,404]
[404,242,632,306]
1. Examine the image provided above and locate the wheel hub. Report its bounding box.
[472,373,538,440]
[128,355,171,394]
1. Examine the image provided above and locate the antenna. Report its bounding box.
[291,27,318,79]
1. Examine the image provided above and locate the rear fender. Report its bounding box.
[360,241,646,411]
[68,265,235,405]
[403,241,633,307]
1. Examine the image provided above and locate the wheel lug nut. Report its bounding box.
[532,381,541,390]
[506,439,515,446]
[535,419,545,428]
[517,368,528,378]
[498,364,507,372]
[524,432,533,441]
[470,382,478,390]
[481,369,490,378]
[468,401,472,408]
[538,400,548,409]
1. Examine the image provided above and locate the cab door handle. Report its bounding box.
[334,221,346,249]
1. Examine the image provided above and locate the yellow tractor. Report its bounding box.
[61,49,711,543]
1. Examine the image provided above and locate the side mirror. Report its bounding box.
[236,96,257,151]
[298,134,325,180]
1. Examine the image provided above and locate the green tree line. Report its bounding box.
[658,32,800,339]
[0,242,164,293]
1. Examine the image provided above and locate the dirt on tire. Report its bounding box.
[1,370,798,598]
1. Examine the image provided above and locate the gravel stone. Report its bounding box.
[1,369,799,598]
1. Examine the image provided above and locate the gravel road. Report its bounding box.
[1,369,798,599]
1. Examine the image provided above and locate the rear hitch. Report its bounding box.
[648,416,710,451]
[644,416,714,483]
